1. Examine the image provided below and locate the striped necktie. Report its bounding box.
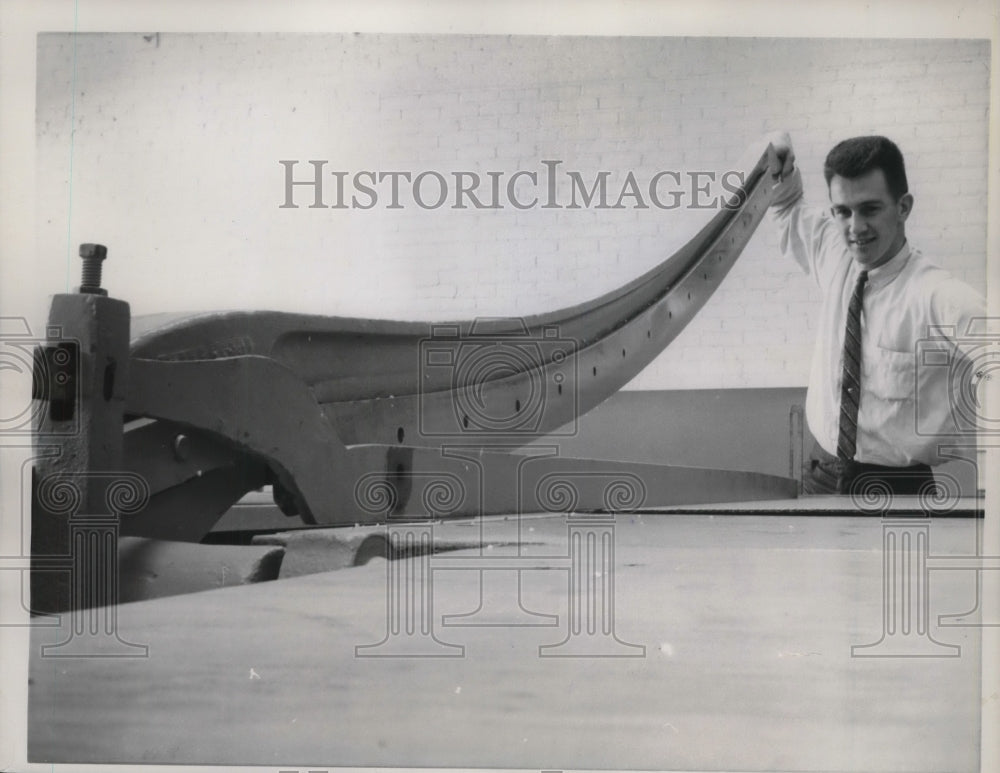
[837,270,869,462]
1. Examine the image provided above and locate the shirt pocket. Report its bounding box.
[864,346,916,401]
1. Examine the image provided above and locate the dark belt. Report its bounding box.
[804,443,936,497]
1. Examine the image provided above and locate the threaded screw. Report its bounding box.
[79,243,108,295]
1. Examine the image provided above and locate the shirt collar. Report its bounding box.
[859,241,911,289]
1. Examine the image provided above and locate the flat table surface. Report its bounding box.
[29,512,988,771]
[641,494,984,515]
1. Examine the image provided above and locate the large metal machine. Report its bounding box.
[30,143,795,611]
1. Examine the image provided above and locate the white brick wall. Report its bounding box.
[36,34,989,389]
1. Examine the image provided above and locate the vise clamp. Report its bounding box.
[30,145,796,614]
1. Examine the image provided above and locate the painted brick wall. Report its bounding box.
[36,34,989,389]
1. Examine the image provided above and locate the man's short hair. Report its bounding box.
[823,135,909,200]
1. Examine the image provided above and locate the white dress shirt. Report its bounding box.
[770,168,986,466]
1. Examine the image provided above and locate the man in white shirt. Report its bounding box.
[767,133,985,496]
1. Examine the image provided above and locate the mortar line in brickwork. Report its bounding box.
[64,1,81,292]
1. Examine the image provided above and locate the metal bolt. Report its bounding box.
[79,243,108,295]
[172,434,191,462]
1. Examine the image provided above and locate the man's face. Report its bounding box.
[828,168,913,269]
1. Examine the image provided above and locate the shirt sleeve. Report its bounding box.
[927,273,987,351]
[767,167,842,290]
